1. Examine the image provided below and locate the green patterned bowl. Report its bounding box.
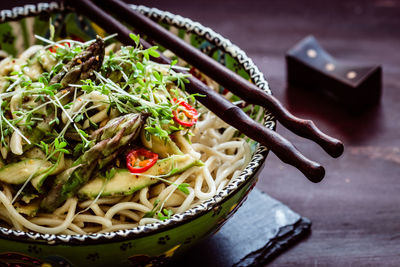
[0,2,275,266]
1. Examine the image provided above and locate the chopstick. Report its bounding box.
[96,0,344,159]
[67,0,326,182]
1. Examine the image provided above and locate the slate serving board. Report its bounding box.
[168,189,311,267]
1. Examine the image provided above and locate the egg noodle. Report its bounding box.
[0,34,254,234]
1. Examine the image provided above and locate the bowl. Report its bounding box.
[0,2,275,266]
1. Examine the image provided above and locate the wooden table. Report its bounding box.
[2,0,399,265]
[142,0,400,265]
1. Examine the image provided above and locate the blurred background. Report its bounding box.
[139,0,400,265]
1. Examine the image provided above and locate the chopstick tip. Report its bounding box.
[307,164,325,183]
[331,141,344,158]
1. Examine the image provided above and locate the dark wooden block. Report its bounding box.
[286,35,382,110]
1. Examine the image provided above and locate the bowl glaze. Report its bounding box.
[0,2,275,266]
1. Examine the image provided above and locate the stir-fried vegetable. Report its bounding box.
[50,36,105,87]
[126,148,159,173]
[172,98,199,127]
[0,32,201,213]
[48,41,71,53]
[41,113,145,212]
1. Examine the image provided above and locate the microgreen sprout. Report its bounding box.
[0,32,200,212]
[143,199,174,221]
[157,208,173,221]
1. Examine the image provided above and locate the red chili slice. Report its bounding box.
[49,42,71,53]
[172,98,199,127]
[126,148,158,174]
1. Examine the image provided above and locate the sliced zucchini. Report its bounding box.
[78,154,203,199]
[22,119,53,153]
[141,129,183,158]
[31,156,72,193]
[22,147,46,160]
[0,159,52,185]
[14,199,40,217]
[21,193,39,204]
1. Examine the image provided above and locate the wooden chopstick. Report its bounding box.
[96,0,344,159]
[67,0,326,182]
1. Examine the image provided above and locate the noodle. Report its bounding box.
[105,202,151,220]
[90,204,105,217]
[139,187,153,209]
[0,193,77,234]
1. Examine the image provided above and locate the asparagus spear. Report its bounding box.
[40,113,144,211]
[50,36,105,87]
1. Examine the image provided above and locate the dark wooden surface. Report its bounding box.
[140,0,400,265]
[2,0,399,265]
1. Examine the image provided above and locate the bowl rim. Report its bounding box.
[0,2,275,245]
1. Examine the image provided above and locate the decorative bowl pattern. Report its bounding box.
[0,2,275,266]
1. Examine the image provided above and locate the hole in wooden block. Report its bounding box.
[307,49,317,58]
[325,63,335,71]
[347,71,357,79]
